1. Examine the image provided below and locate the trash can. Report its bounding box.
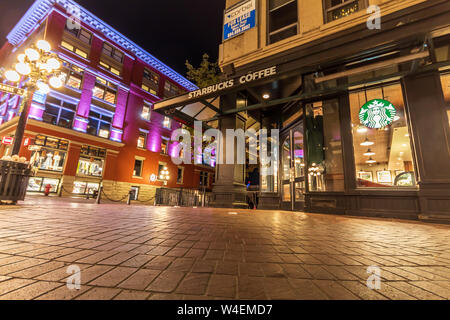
[0,160,32,204]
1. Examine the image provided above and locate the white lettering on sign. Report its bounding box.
[188,66,277,100]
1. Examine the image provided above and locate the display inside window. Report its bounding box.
[137,132,147,149]
[349,83,416,188]
[73,181,100,195]
[306,99,345,192]
[141,104,151,121]
[133,159,143,177]
[30,148,66,172]
[163,116,171,129]
[77,157,104,177]
[161,139,169,154]
[27,177,60,193]
[93,77,117,104]
[324,0,362,22]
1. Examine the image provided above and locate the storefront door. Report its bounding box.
[280,123,306,211]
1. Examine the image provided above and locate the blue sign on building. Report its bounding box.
[223,0,256,41]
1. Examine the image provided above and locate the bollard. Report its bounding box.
[127,191,132,205]
[96,186,102,204]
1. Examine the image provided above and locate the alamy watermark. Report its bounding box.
[366,265,381,290]
[66,265,81,290]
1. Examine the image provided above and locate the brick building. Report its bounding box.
[0,0,215,200]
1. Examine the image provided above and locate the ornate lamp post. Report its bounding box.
[159,167,170,186]
[3,40,64,156]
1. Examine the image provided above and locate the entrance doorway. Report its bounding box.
[280,123,306,210]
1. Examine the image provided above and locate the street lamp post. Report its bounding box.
[3,40,64,156]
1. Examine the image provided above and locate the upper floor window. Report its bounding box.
[163,116,171,129]
[93,77,117,104]
[87,110,112,138]
[42,96,77,129]
[164,81,182,98]
[141,102,152,121]
[61,41,89,59]
[137,131,148,149]
[65,24,93,44]
[268,0,298,44]
[142,68,160,95]
[102,42,124,63]
[99,61,121,76]
[324,0,365,23]
[60,60,84,90]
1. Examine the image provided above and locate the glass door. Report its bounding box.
[280,123,306,210]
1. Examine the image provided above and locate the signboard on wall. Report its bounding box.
[223,0,256,41]
[0,83,26,96]
[1,136,14,145]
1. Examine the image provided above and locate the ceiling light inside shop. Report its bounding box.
[363,149,375,156]
[262,93,270,100]
[360,138,374,146]
[356,126,368,133]
[366,157,376,164]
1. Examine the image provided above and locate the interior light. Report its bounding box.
[36,81,50,94]
[4,70,20,82]
[47,58,61,70]
[366,157,376,164]
[360,138,374,146]
[262,93,270,100]
[356,126,368,133]
[363,149,375,156]
[17,54,26,62]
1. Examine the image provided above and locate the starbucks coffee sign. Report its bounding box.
[359,99,397,129]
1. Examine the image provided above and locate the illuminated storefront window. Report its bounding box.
[349,83,416,188]
[29,135,69,172]
[306,99,344,192]
[73,181,100,195]
[77,146,106,177]
[27,177,60,193]
[440,72,450,129]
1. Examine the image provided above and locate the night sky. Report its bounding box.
[0,0,225,76]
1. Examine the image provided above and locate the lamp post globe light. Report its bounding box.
[3,39,64,156]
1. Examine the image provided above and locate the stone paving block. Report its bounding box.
[113,290,150,300]
[176,273,210,295]
[215,261,239,275]
[192,260,217,273]
[144,256,175,270]
[98,252,137,266]
[263,277,297,300]
[238,276,267,299]
[118,269,160,291]
[339,281,388,300]
[168,258,195,272]
[312,280,360,300]
[239,263,264,277]
[89,267,137,287]
[75,287,121,300]
[8,261,66,279]
[288,279,329,300]
[0,278,37,296]
[36,285,91,300]
[146,270,185,293]
[120,254,155,268]
[387,281,445,300]
[0,281,63,300]
[207,274,236,298]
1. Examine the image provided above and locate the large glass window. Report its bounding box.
[164,81,182,98]
[440,72,450,129]
[73,181,100,195]
[60,60,84,90]
[306,99,344,192]
[137,131,147,149]
[102,42,124,63]
[93,77,117,104]
[324,0,365,23]
[87,110,112,138]
[42,96,76,128]
[60,41,88,59]
[27,177,60,193]
[65,23,92,44]
[133,159,143,177]
[349,83,416,188]
[142,69,160,95]
[268,0,298,44]
[29,136,68,172]
[141,102,151,121]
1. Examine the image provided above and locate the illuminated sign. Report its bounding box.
[359,99,397,129]
[0,83,26,96]
[223,0,256,41]
[150,174,157,182]
[1,136,14,145]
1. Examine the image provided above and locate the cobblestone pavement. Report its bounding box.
[0,197,449,300]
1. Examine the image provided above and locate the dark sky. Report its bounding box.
[0,0,225,76]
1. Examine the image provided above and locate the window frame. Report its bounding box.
[322,0,368,24]
[102,42,124,63]
[137,130,148,149]
[92,77,118,104]
[267,0,299,45]
[87,109,113,138]
[133,158,144,177]
[42,96,77,129]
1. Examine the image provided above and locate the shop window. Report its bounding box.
[177,167,184,184]
[61,41,88,59]
[323,0,365,23]
[29,136,69,172]
[268,0,298,44]
[65,23,93,44]
[133,159,143,177]
[141,103,151,121]
[200,171,209,187]
[142,68,159,95]
[440,72,450,129]
[87,110,112,138]
[349,83,416,188]
[306,99,345,192]
[72,181,100,195]
[60,60,84,90]
[163,116,171,129]
[137,131,148,149]
[93,77,117,104]
[27,177,60,193]
[77,157,104,177]
[164,81,182,98]
[102,42,124,63]
[161,138,169,155]
[42,96,76,128]
[130,186,139,200]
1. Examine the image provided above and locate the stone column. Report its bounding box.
[211,93,248,208]
[73,72,96,133]
[402,70,450,223]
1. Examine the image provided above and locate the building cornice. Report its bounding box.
[6,0,198,92]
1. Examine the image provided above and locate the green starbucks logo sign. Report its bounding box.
[359,99,397,129]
